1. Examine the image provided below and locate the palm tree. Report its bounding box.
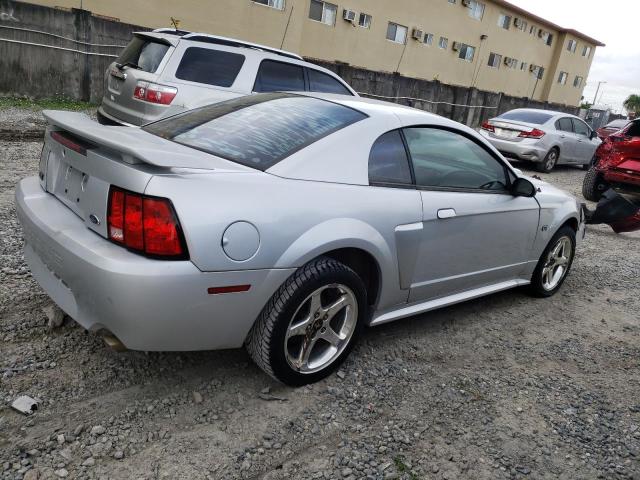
[623,94,640,115]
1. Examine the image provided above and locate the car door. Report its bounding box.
[555,117,578,163]
[401,126,540,302]
[571,118,599,164]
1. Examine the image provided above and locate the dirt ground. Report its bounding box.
[1,128,639,480]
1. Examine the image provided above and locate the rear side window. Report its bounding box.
[368,131,412,186]
[175,47,245,87]
[556,117,574,132]
[498,110,553,125]
[144,93,367,170]
[117,36,169,73]
[308,69,352,95]
[254,60,305,92]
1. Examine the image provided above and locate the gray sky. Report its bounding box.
[512,0,639,113]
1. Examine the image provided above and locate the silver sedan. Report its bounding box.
[479,108,601,173]
[16,93,585,385]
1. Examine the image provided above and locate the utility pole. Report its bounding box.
[592,81,606,105]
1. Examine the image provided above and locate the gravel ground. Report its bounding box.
[1,122,639,480]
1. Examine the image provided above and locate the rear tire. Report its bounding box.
[246,257,367,386]
[528,226,576,298]
[536,148,559,173]
[582,166,608,201]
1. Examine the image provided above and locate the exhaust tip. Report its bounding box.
[101,331,128,352]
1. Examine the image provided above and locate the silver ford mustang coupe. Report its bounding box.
[16,93,585,385]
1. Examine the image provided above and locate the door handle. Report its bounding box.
[437,208,456,219]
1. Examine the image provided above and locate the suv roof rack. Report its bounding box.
[151,29,303,60]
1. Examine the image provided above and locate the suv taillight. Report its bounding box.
[133,81,177,105]
[107,186,188,259]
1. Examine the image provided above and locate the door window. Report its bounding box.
[571,118,590,137]
[403,127,508,191]
[254,60,305,92]
[368,131,413,186]
[175,47,245,87]
[307,69,352,95]
[556,117,574,132]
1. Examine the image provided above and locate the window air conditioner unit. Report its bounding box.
[342,9,356,22]
[452,41,461,51]
[412,28,424,40]
[503,56,511,65]
[461,0,471,6]
[514,18,522,27]
[529,64,536,72]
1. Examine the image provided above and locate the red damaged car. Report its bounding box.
[582,119,640,233]
[583,119,640,200]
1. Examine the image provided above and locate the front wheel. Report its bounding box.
[246,257,367,386]
[528,226,576,297]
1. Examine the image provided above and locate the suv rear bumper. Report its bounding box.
[15,176,295,351]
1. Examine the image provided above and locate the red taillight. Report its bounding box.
[518,128,545,139]
[133,81,177,105]
[107,186,187,259]
[481,121,495,132]
[50,131,92,155]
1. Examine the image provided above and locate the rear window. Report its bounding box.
[117,36,169,73]
[254,60,305,92]
[175,47,245,87]
[498,110,554,125]
[308,69,353,95]
[143,93,367,170]
[606,119,629,129]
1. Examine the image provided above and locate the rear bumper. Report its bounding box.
[15,176,295,351]
[479,131,546,162]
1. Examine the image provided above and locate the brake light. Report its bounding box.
[481,121,495,132]
[133,81,177,105]
[50,131,92,155]
[518,128,545,139]
[107,186,187,259]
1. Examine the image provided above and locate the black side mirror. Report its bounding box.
[511,177,536,197]
[590,130,597,140]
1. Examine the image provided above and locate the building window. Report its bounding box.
[448,0,456,3]
[531,65,544,79]
[582,45,592,57]
[567,39,577,53]
[458,44,475,61]
[529,25,536,35]
[573,76,583,88]
[438,36,449,49]
[468,1,485,20]
[558,71,568,85]
[520,61,527,71]
[497,14,511,29]
[487,52,501,68]
[358,12,372,28]
[514,18,527,31]
[541,31,553,46]
[386,22,408,44]
[308,0,337,26]
[253,0,285,9]
[423,32,434,45]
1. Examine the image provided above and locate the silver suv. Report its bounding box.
[97,29,357,126]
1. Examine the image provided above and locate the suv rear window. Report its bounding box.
[175,47,245,87]
[498,111,554,124]
[117,36,169,73]
[144,93,367,170]
[308,69,352,95]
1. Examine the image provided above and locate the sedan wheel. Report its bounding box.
[537,148,559,173]
[246,257,366,386]
[528,226,576,297]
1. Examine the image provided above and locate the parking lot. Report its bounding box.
[1,123,639,479]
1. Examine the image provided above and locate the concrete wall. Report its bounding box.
[0,1,578,127]
[0,0,144,102]
[23,0,601,106]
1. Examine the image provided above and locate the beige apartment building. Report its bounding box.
[31,0,604,106]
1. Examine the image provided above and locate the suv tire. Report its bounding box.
[246,257,367,386]
[582,166,608,201]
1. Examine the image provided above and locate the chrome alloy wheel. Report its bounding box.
[284,284,358,374]
[545,149,558,171]
[541,236,572,291]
